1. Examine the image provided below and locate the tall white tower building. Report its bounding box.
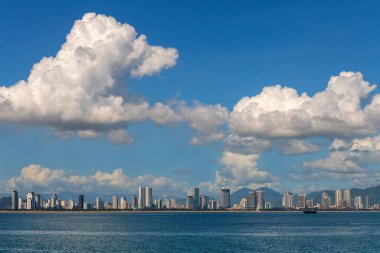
[138,187,146,209]
[145,187,152,208]
[335,189,343,209]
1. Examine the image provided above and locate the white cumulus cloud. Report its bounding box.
[229,71,377,139]
[0,13,178,134]
[5,164,188,196]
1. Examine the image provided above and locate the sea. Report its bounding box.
[0,211,379,252]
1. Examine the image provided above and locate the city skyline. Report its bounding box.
[1,2,380,197]
[8,185,380,211]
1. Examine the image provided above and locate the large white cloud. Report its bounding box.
[289,135,380,188]
[0,13,178,133]
[6,164,188,196]
[229,71,377,138]
[199,151,277,193]
[304,135,380,173]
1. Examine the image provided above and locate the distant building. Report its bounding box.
[51,194,58,209]
[209,200,218,210]
[145,187,153,208]
[119,197,127,210]
[26,192,35,210]
[305,199,314,209]
[240,198,247,209]
[187,187,200,209]
[220,188,230,209]
[67,199,74,210]
[246,191,257,210]
[343,189,351,208]
[186,196,195,209]
[156,199,163,209]
[131,194,137,209]
[112,195,119,210]
[138,187,145,209]
[297,195,306,209]
[34,194,41,209]
[200,195,209,209]
[18,197,23,210]
[96,197,103,210]
[256,190,265,210]
[78,195,84,210]
[264,201,271,210]
[335,189,343,209]
[11,190,18,210]
[138,187,152,209]
[354,196,363,210]
[170,199,176,209]
[282,192,294,209]
[321,192,331,209]
[365,196,370,210]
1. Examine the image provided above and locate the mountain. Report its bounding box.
[231,187,283,206]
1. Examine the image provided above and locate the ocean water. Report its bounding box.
[0,212,379,252]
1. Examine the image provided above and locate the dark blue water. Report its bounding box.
[0,212,379,252]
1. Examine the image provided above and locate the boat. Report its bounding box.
[303,209,318,214]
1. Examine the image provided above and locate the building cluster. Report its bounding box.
[10,187,379,211]
[10,187,233,211]
[279,189,380,210]
[11,190,87,210]
[234,190,271,211]
[318,189,379,210]
[184,187,230,210]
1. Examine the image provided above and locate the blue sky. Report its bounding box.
[1,1,380,196]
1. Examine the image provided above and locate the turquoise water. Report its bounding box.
[0,212,379,252]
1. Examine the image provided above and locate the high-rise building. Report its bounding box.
[145,187,153,208]
[51,194,58,209]
[246,191,257,209]
[306,199,314,209]
[282,192,294,209]
[187,187,200,209]
[335,189,343,209]
[321,192,331,209]
[209,200,218,210]
[170,199,176,209]
[365,196,370,210]
[12,190,18,210]
[297,195,306,209]
[240,198,247,209]
[220,188,230,209]
[96,197,103,210]
[137,187,153,209]
[26,192,35,210]
[354,196,363,210]
[200,195,209,209]
[156,199,163,209]
[18,197,23,210]
[256,190,265,210]
[78,195,84,210]
[186,195,195,209]
[112,195,119,210]
[34,194,41,209]
[131,194,137,209]
[138,187,146,209]
[67,199,74,210]
[343,189,351,208]
[120,197,127,209]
